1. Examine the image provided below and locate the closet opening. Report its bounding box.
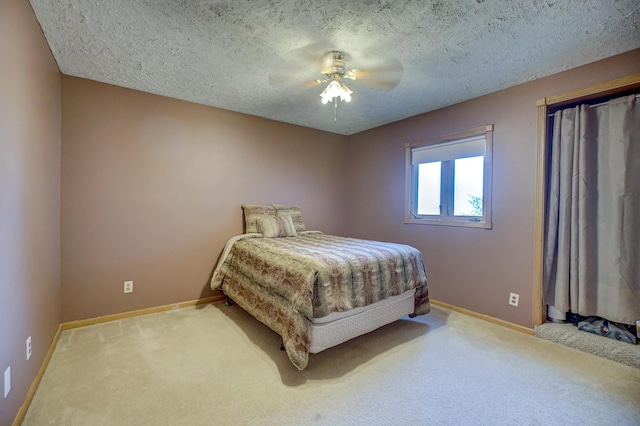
[533,73,640,327]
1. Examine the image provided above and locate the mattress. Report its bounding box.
[309,289,416,353]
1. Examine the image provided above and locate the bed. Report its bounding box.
[210,204,430,370]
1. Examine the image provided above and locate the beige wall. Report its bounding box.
[346,49,640,328]
[0,0,62,423]
[1,3,638,420]
[60,77,348,322]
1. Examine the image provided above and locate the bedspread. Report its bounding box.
[211,233,429,369]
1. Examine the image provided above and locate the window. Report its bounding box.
[405,125,493,228]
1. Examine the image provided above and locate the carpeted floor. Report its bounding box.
[535,322,640,369]
[23,303,640,425]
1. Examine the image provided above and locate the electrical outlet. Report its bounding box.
[4,366,10,398]
[124,280,133,293]
[26,336,32,360]
[509,292,520,307]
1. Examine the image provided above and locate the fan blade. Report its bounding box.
[352,57,403,90]
[287,42,351,70]
[268,42,352,86]
[268,42,403,93]
[268,43,330,88]
[268,73,321,89]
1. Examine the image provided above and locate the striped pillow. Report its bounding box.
[257,216,298,238]
[272,204,306,233]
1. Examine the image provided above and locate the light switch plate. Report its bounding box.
[4,366,10,398]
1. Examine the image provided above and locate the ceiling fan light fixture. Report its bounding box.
[339,82,352,102]
[320,79,341,104]
[320,79,352,104]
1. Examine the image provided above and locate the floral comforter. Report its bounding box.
[211,233,429,369]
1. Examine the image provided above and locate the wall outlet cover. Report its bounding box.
[509,292,520,307]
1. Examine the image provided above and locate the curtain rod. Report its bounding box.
[588,93,640,109]
[548,93,640,117]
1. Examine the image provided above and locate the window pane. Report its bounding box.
[417,162,441,215]
[453,156,484,216]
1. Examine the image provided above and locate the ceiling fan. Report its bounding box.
[318,51,356,104]
[269,45,404,122]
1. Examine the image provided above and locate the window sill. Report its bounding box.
[404,217,492,229]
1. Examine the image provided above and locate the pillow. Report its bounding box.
[257,216,298,238]
[272,204,306,233]
[242,204,277,234]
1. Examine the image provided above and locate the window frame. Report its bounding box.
[404,124,493,229]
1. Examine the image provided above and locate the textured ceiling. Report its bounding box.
[30,0,640,135]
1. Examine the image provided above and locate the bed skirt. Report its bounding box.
[309,289,416,353]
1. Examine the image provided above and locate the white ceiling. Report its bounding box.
[30,0,640,135]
